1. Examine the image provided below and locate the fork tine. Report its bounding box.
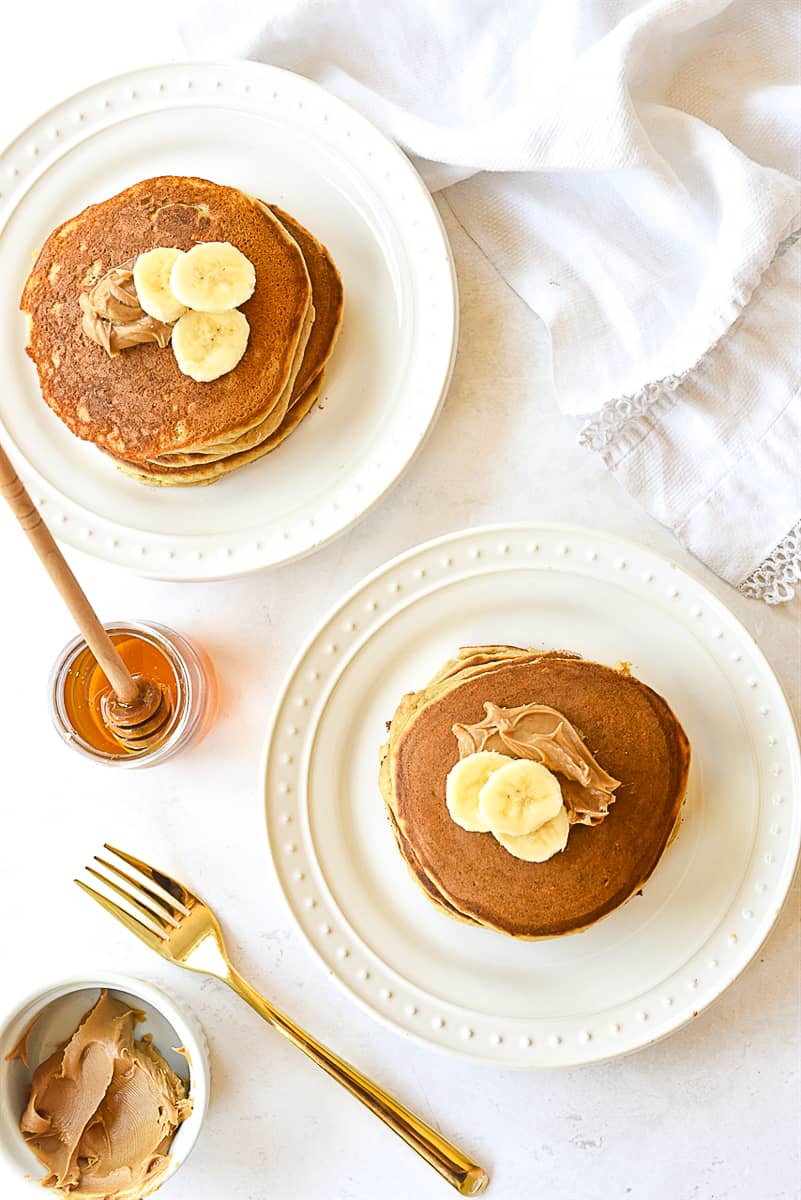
[85,866,172,936]
[74,879,167,952]
[103,843,192,913]
[93,856,181,926]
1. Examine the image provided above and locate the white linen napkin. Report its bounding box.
[179,0,801,602]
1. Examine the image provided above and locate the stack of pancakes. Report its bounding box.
[379,646,691,939]
[20,177,343,486]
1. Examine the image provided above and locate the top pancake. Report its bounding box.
[20,176,312,462]
[143,203,343,469]
[383,649,690,939]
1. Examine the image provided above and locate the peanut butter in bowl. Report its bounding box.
[0,978,209,1199]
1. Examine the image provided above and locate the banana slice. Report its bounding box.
[445,751,514,832]
[133,247,188,323]
[478,759,563,836]
[171,309,250,382]
[170,241,256,312]
[493,805,570,862]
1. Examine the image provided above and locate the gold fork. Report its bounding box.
[77,844,489,1196]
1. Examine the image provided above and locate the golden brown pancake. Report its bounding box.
[107,369,327,487]
[265,204,343,406]
[141,302,315,468]
[380,648,691,939]
[384,796,480,924]
[20,176,312,462]
[144,206,341,470]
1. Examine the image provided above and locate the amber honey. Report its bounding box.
[50,621,216,767]
[63,633,180,756]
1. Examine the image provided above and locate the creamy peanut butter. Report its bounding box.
[15,990,191,1200]
[453,701,620,825]
[79,262,173,357]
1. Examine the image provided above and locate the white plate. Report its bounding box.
[263,524,801,1067]
[0,62,457,580]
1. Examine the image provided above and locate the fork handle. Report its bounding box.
[224,967,489,1195]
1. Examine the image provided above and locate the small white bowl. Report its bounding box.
[0,974,210,1196]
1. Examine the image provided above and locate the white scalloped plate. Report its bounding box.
[0,62,457,580]
[263,524,801,1067]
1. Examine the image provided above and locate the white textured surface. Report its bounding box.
[0,10,799,1200]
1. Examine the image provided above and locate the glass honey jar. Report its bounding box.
[48,621,217,767]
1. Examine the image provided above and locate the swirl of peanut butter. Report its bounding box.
[12,990,191,1200]
[453,701,621,825]
[79,260,173,357]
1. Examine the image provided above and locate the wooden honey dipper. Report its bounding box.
[0,442,172,752]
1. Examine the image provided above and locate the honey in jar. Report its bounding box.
[49,621,216,767]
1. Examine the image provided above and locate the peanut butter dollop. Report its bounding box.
[453,702,620,825]
[79,262,173,357]
[17,990,191,1200]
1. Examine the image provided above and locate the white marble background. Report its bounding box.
[0,7,798,1200]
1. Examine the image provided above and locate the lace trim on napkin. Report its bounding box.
[578,375,682,453]
[579,232,801,455]
[580,385,801,605]
[739,519,801,605]
[578,229,801,606]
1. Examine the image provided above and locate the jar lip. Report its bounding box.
[48,620,202,767]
